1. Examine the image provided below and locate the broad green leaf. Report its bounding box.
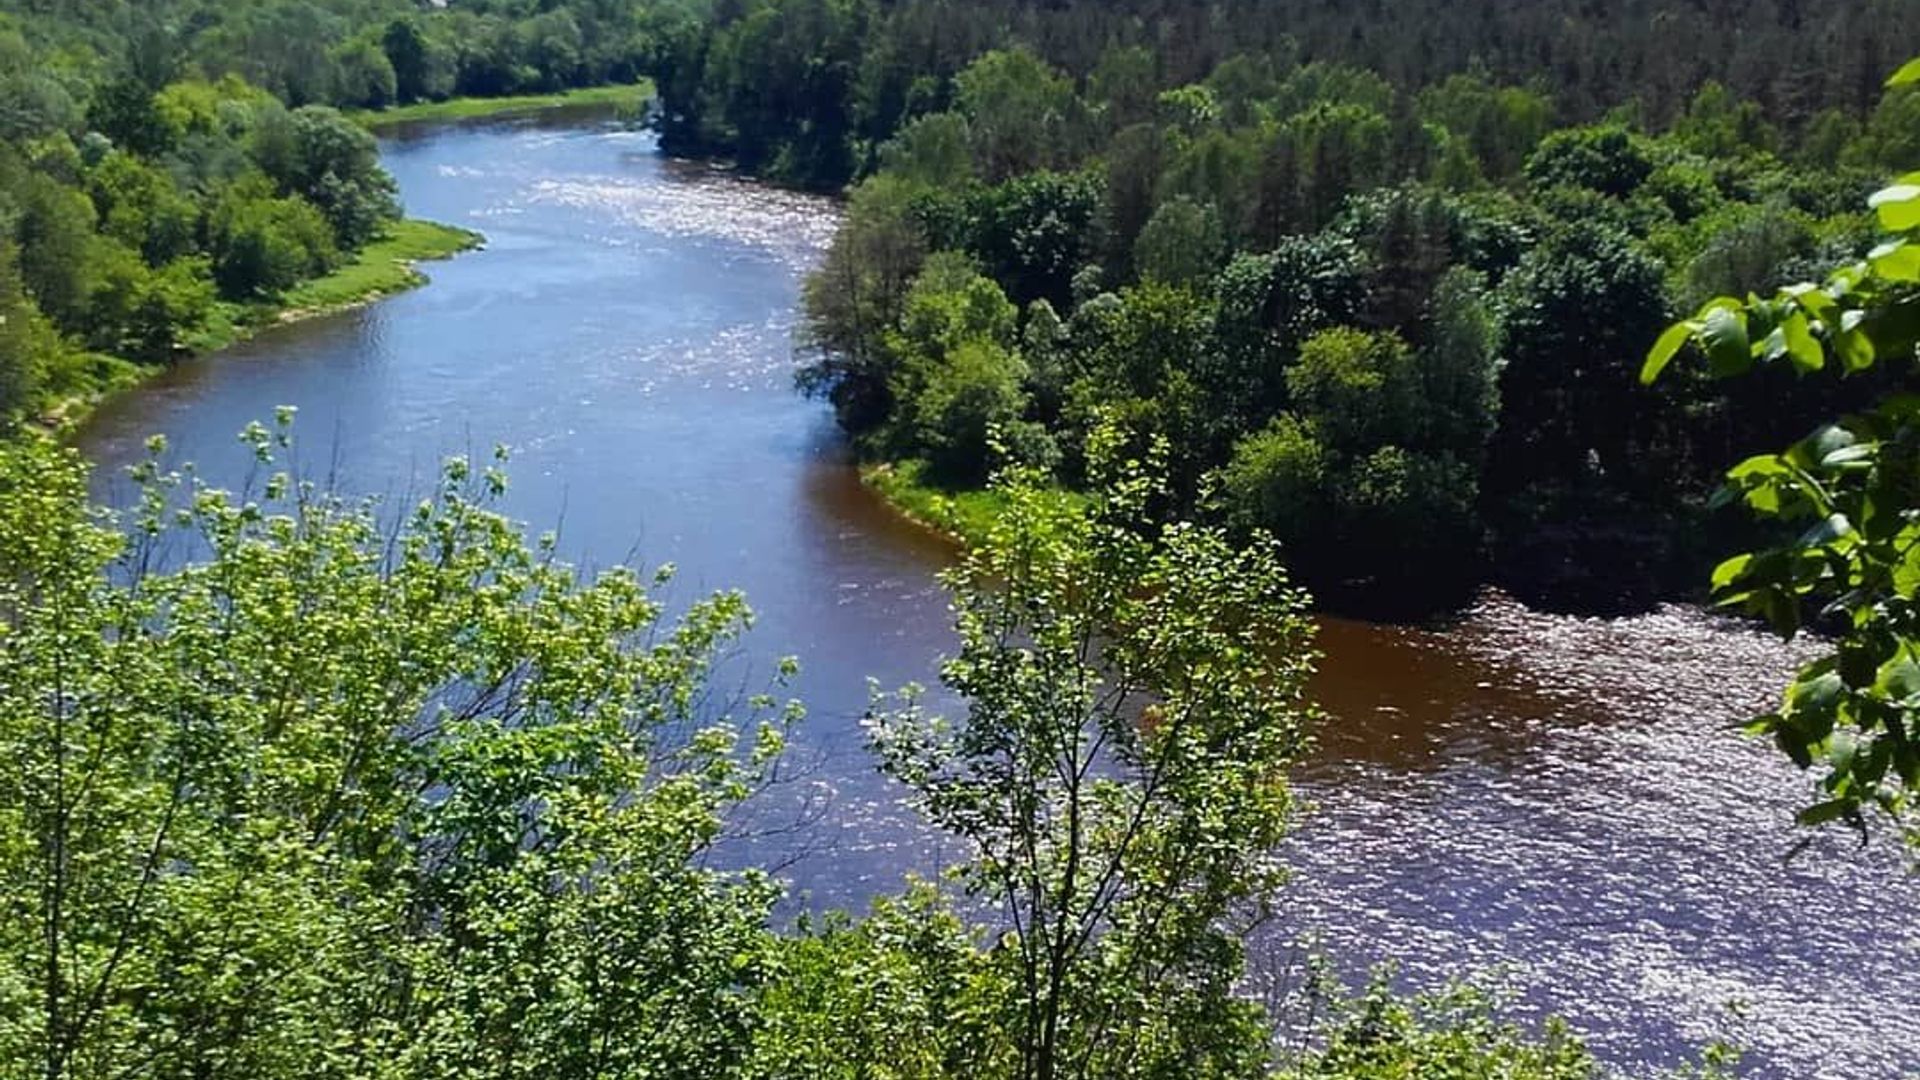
[1710,553,1753,589]
[1897,540,1920,598]
[1828,729,1859,774]
[1891,56,1920,87]
[1700,305,1750,377]
[1834,325,1877,371]
[1788,670,1845,728]
[1780,310,1824,372]
[1869,183,1920,232]
[1878,654,1920,702]
[1870,239,1920,282]
[1760,325,1788,362]
[1640,321,1693,384]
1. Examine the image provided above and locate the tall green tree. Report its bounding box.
[953,48,1083,183]
[0,239,60,419]
[867,427,1317,1080]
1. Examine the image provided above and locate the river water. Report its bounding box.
[72,114,1919,1078]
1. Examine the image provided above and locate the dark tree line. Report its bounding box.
[655,0,1920,192]
[2,0,678,109]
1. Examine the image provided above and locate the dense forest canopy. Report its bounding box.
[2,0,678,105]
[654,0,1920,189]
[643,0,1920,608]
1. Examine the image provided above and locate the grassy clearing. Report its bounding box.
[353,81,653,129]
[863,458,1085,549]
[278,219,481,316]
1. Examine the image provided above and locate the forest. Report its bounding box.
[651,0,1920,608]
[0,0,670,427]
[2,0,1919,1077]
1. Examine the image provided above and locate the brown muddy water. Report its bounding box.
[72,114,1918,1078]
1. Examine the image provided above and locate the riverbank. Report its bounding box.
[352,81,653,129]
[863,458,1089,550]
[273,219,482,319]
[862,460,999,548]
[41,219,480,436]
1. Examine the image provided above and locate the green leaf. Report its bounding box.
[1839,640,1881,688]
[1779,310,1824,372]
[1726,453,1790,479]
[1896,538,1920,597]
[1828,729,1859,774]
[1776,724,1814,768]
[1818,442,1876,470]
[1796,799,1855,826]
[1786,283,1837,326]
[1760,325,1789,363]
[1789,669,1845,718]
[1806,424,1856,460]
[1834,325,1877,371]
[1640,321,1693,384]
[1700,305,1750,377]
[1869,183,1920,232]
[1710,553,1753,589]
[1870,240,1920,282]
[1889,56,1920,87]
[1876,653,1920,702]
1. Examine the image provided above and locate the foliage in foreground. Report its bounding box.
[0,419,797,1079]
[0,418,1602,1079]
[1645,57,1920,843]
[1277,978,1596,1080]
[865,427,1319,1079]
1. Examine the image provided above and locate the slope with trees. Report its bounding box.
[652,0,1920,609]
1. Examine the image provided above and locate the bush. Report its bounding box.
[1525,125,1654,198]
[906,338,1028,484]
[1278,977,1596,1079]
[1221,414,1328,548]
[208,180,338,298]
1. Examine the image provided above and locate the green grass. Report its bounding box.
[864,459,1085,549]
[352,81,653,129]
[279,218,481,315]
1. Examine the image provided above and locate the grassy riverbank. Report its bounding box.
[42,220,480,435]
[864,458,1085,549]
[276,219,482,317]
[353,81,653,129]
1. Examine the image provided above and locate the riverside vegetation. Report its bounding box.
[645,0,1920,609]
[2,1,1919,1078]
[0,0,661,429]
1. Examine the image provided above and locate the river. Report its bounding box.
[72,113,1919,1078]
